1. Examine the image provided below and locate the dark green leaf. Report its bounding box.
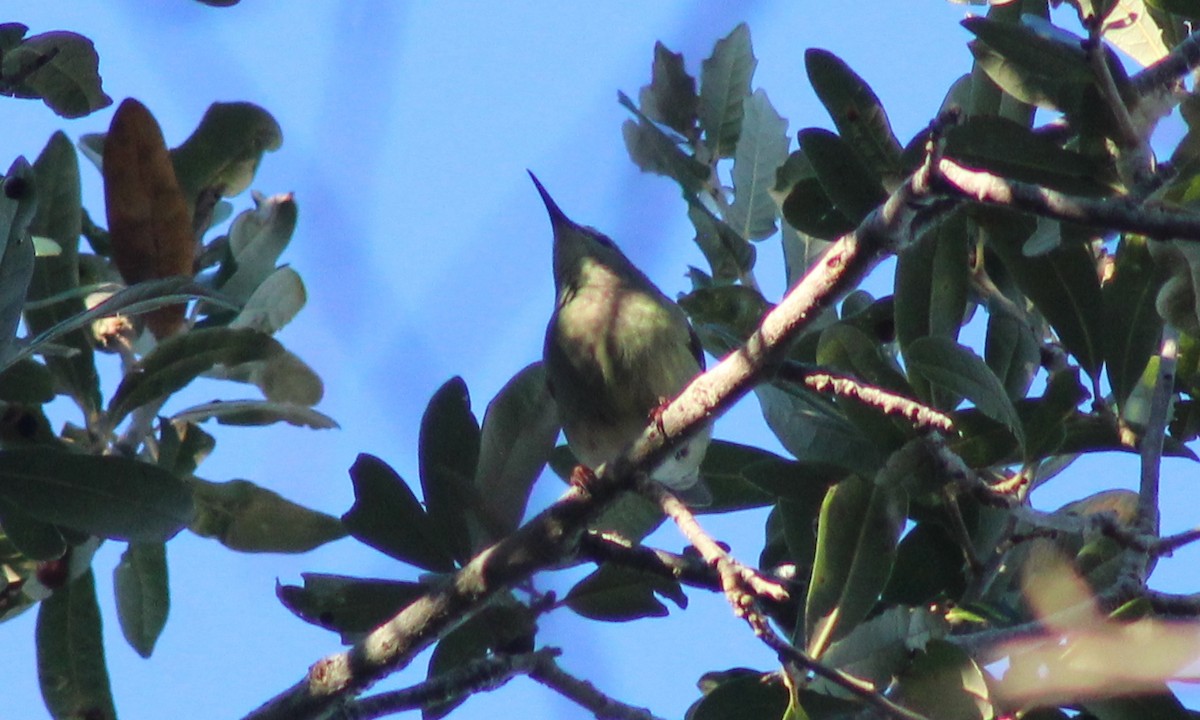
[805,475,906,648]
[945,115,1116,195]
[780,174,855,241]
[700,440,837,509]
[1081,688,1191,720]
[420,377,480,565]
[698,23,756,158]
[893,640,992,720]
[1145,0,1200,19]
[816,606,943,694]
[0,358,54,403]
[36,569,116,720]
[157,419,215,478]
[226,265,306,334]
[1105,236,1166,410]
[727,89,788,241]
[342,453,455,571]
[114,542,169,658]
[687,671,788,720]
[189,477,344,553]
[0,448,192,542]
[107,327,287,426]
[13,277,240,369]
[984,294,1041,401]
[171,102,282,204]
[0,494,65,560]
[473,363,559,544]
[565,563,682,622]
[798,128,886,225]
[1,31,111,118]
[906,336,1025,449]
[0,157,37,367]
[980,209,1105,378]
[27,131,101,417]
[276,573,424,644]
[962,16,1092,108]
[894,211,971,405]
[424,613,496,720]
[884,523,968,605]
[618,92,708,194]
[171,399,338,429]
[638,41,698,137]
[755,382,882,476]
[679,283,769,357]
[687,198,755,283]
[805,48,903,182]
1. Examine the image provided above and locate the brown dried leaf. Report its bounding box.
[103,98,194,337]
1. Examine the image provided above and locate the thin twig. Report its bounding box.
[528,653,665,720]
[754,621,931,720]
[341,649,557,720]
[636,477,788,620]
[776,363,954,432]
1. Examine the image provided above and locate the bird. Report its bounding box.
[531,172,711,505]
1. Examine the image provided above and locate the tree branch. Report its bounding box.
[240,149,941,720]
[934,158,1200,241]
[528,653,665,720]
[776,363,954,432]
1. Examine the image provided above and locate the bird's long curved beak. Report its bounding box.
[527,171,573,231]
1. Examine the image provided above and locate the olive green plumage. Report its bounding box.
[532,173,710,501]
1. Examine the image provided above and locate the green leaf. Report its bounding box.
[215,193,297,303]
[342,453,455,571]
[727,89,788,241]
[805,49,903,183]
[962,16,1093,109]
[0,448,193,542]
[0,157,37,367]
[1,30,111,118]
[805,475,906,649]
[189,477,345,553]
[884,523,968,605]
[698,440,834,509]
[27,131,101,417]
[171,101,282,204]
[0,494,65,560]
[0,358,55,403]
[106,327,292,426]
[815,606,943,695]
[755,382,883,476]
[113,542,169,658]
[779,173,855,241]
[894,211,971,405]
[980,209,1106,378]
[688,672,789,720]
[687,198,755,283]
[637,41,698,137]
[699,22,756,158]
[276,573,424,644]
[170,399,338,429]
[36,569,117,720]
[157,419,215,478]
[565,563,682,622]
[945,115,1116,195]
[420,377,481,564]
[1105,236,1166,410]
[906,336,1026,449]
[893,640,992,720]
[12,277,240,369]
[473,363,559,544]
[797,128,886,225]
[984,293,1041,401]
[227,265,306,334]
[679,283,769,356]
[619,92,708,194]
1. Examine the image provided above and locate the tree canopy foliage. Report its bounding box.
[5,2,1200,719]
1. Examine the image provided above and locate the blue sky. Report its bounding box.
[6,2,1197,718]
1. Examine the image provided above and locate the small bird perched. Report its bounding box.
[532,172,711,504]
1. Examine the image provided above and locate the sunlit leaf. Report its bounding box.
[189,477,345,553]
[727,89,788,241]
[171,101,282,204]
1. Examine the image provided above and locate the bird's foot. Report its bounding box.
[569,464,599,495]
